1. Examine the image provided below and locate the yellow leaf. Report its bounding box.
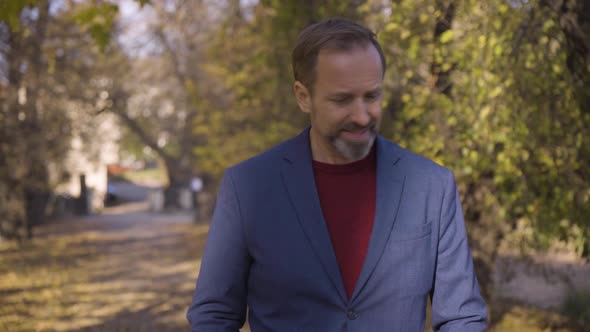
[385,22,398,32]
[439,30,453,43]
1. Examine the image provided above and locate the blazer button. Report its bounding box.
[347,310,358,320]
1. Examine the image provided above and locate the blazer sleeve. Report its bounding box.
[186,170,250,332]
[430,170,488,331]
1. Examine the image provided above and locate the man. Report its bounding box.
[187,18,487,331]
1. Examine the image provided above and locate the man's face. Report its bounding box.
[295,44,383,164]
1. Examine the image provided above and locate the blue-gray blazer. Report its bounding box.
[187,128,487,331]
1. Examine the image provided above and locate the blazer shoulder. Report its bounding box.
[381,138,453,180]
[225,137,293,178]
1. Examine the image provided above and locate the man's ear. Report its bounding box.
[294,81,312,114]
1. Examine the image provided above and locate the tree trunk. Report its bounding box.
[20,0,51,239]
[24,190,50,239]
[192,172,216,223]
[163,156,194,208]
[540,0,590,114]
[461,181,508,326]
[432,0,456,96]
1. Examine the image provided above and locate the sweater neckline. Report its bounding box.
[312,144,376,174]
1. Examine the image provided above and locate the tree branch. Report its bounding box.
[110,90,175,162]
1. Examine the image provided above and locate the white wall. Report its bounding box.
[53,112,121,212]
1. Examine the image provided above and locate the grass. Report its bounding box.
[122,168,168,185]
[490,303,579,332]
[109,168,168,186]
[561,289,590,327]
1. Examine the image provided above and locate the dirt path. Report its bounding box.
[0,203,209,332]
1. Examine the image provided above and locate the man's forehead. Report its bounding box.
[316,76,383,95]
[314,46,383,93]
[316,43,376,60]
[326,84,382,95]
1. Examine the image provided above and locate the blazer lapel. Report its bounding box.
[280,128,348,304]
[351,135,406,304]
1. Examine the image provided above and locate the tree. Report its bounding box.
[0,0,64,240]
[376,0,590,322]
[94,0,229,208]
[0,0,122,240]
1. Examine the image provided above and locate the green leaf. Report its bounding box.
[439,30,453,43]
[0,0,38,30]
[69,3,119,52]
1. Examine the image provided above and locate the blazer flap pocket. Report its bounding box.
[390,221,432,242]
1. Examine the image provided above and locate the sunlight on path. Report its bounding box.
[0,204,209,331]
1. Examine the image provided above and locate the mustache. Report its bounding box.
[341,122,377,133]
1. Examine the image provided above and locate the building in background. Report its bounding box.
[51,112,121,214]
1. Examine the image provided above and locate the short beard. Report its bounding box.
[330,124,377,161]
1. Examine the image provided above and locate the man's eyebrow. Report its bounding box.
[366,87,382,94]
[327,92,354,98]
[327,86,382,98]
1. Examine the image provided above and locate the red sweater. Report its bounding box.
[312,147,377,299]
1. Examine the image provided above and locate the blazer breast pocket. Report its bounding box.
[389,221,432,243]
[383,220,435,296]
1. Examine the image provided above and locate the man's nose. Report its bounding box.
[350,99,371,127]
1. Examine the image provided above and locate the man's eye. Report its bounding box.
[331,97,350,104]
[366,92,381,101]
